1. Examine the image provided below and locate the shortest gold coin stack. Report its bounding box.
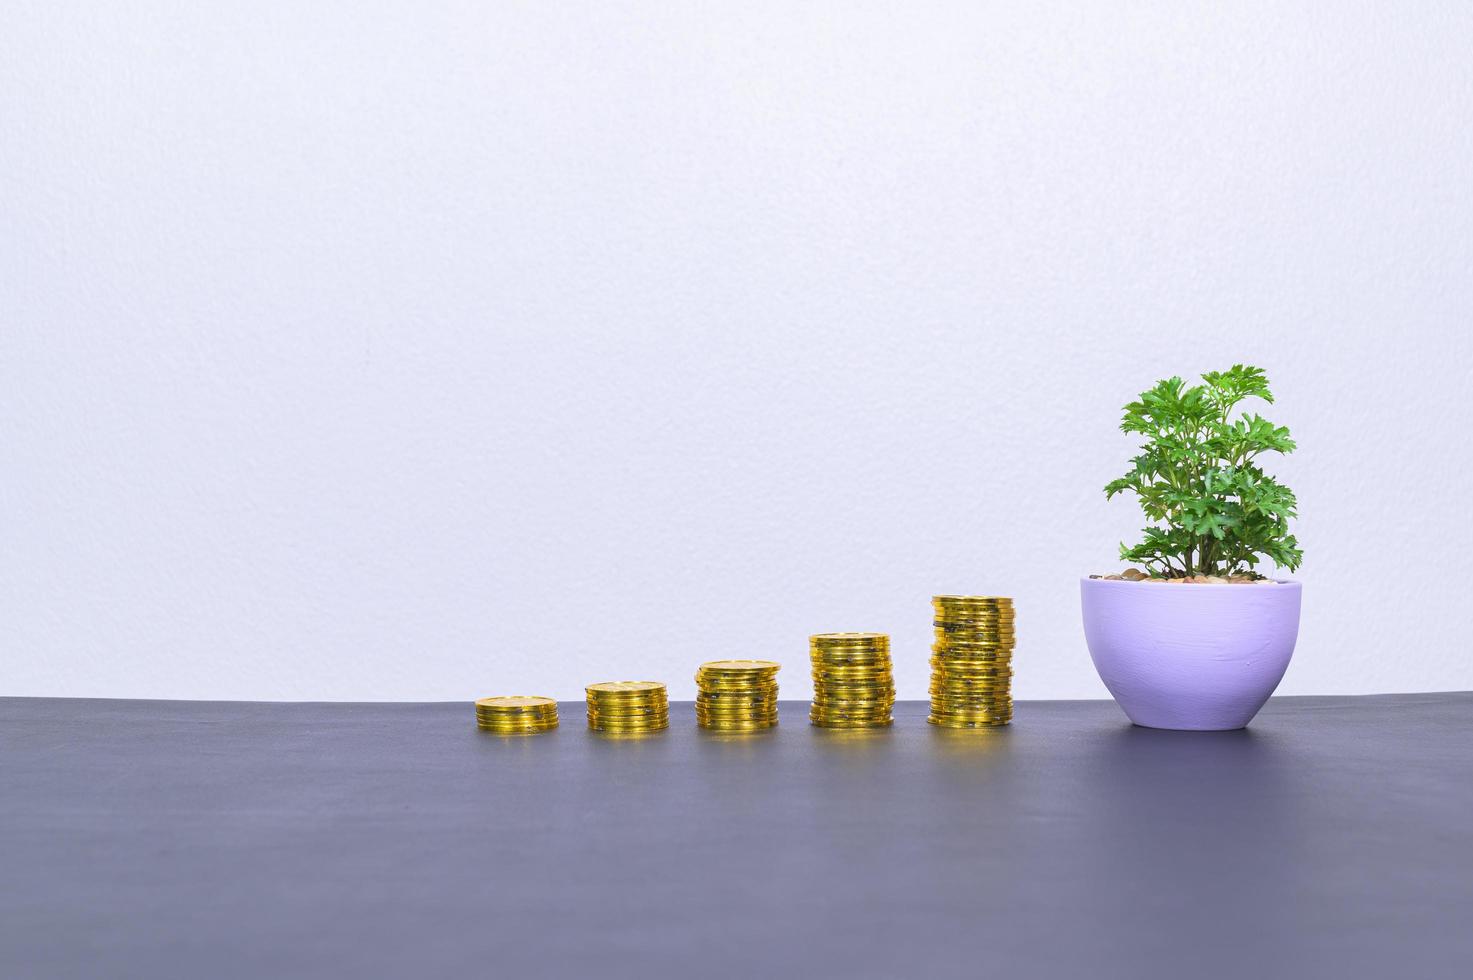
[586,681,669,734]
[695,660,781,732]
[810,633,895,728]
[475,696,559,734]
[929,595,1015,728]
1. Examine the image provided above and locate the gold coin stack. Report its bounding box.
[585,681,669,734]
[474,696,559,734]
[695,660,781,732]
[929,596,1015,728]
[809,633,895,728]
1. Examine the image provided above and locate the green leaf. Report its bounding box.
[1106,366,1302,577]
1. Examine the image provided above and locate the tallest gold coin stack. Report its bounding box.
[929,596,1015,727]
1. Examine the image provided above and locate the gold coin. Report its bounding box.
[592,728,669,736]
[810,660,893,672]
[698,659,781,674]
[929,704,1013,716]
[476,695,557,710]
[697,700,778,708]
[933,619,1015,628]
[698,695,777,704]
[586,698,667,708]
[696,712,777,722]
[809,648,890,658]
[931,688,1013,697]
[696,684,780,696]
[583,683,665,692]
[586,700,667,709]
[931,688,1013,698]
[586,680,666,696]
[587,707,666,717]
[590,724,670,732]
[934,602,1015,612]
[931,696,1011,705]
[931,661,1012,671]
[932,644,1014,653]
[935,634,1014,643]
[931,686,1012,695]
[928,716,1009,728]
[930,671,1013,682]
[588,708,670,719]
[931,648,1014,661]
[928,705,1013,714]
[697,670,780,682]
[933,623,1016,632]
[932,595,1014,607]
[933,617,1016,625]
[587,700,665,707]
[696,684,778,694]
[588,716,669,726]
[934,632,1015,641]
[477,717,558,729]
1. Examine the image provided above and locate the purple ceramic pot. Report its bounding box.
[1080,578,1303,731]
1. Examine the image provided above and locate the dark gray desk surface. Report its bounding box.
[3,695,1471,979]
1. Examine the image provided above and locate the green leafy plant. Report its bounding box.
[1105,365,1302,579]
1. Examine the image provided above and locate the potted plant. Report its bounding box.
[1081,365,1304,730]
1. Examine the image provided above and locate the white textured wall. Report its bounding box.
[4,2,1471,701]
